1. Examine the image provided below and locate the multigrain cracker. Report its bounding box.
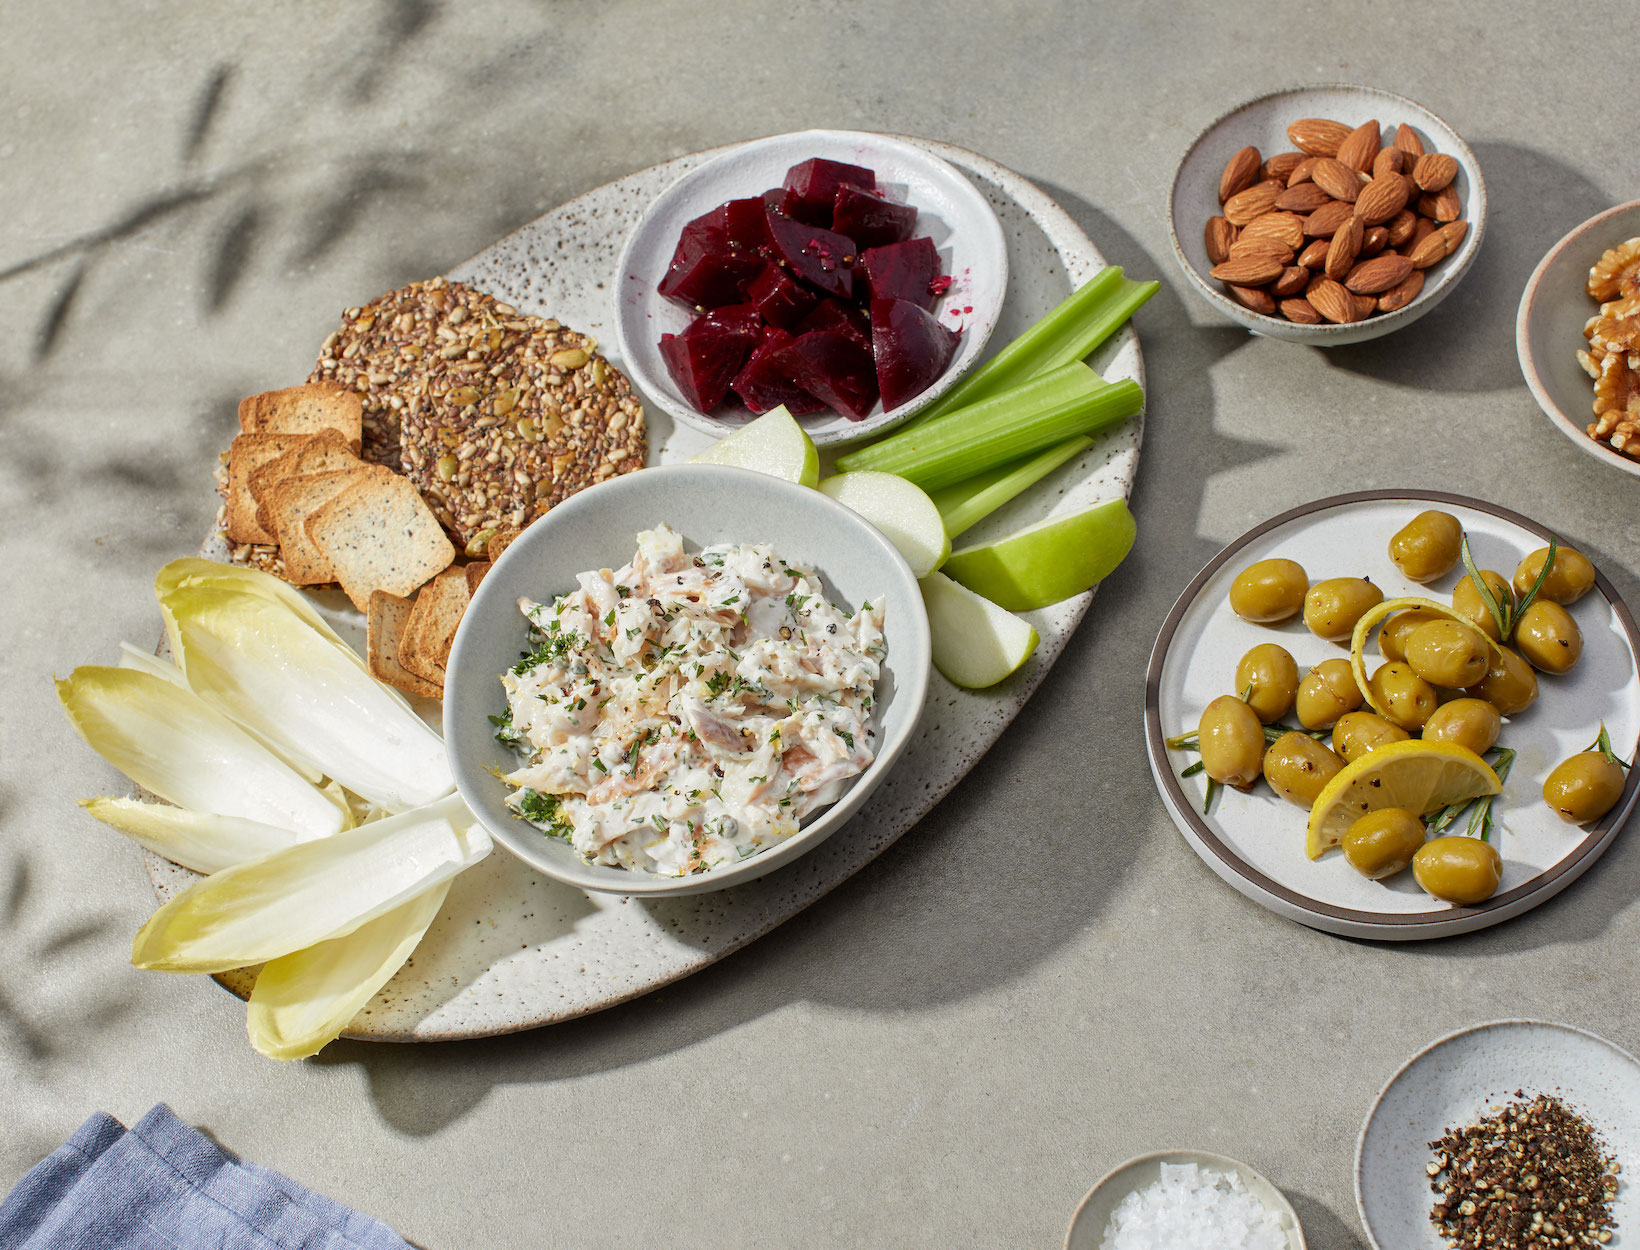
[367,591,442,699]
[400,566,470,679]
[237,382,362,449]
[248,429,364,535]
[225,433,311,545]
[268,467,385,586]
[306,472,454,610]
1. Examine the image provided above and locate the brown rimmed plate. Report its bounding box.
[1143,490,1640,940]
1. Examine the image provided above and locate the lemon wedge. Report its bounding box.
[1305,739,1500,859]
[1347,596,1505,722]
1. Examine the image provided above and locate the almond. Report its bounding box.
[1297,239,1331,269]
[1204,216,1237,265]
[1210,255,1286,285]
[1345,253,1414,294]
[1272,265,1309,298]
[1386,208,1418,247]
[1361,226,1390,257]
[1438,219,1469,253]
[1351,292,1378,319]
[1408,230,1449,269]
[1392,124,1425,159]
[1228,235,1294,265]
[1417,187,1462,222]
[1287,157,1319,187]
[1240,211,1306,250]
[1409,217,1438,253]
[1227,284,1277,316]
[1276,183,1334,214]
[1262,151,1305,182]
[1304,200,1357,238]
[1326,215,1365,279]
[1311,158,1364,203]
[1224,181,1283,226]
[1377,268,1426,313]
[1355,173,1411,226]
[1372,147,1405,178]
[1335,120,1381,173]
[1412,152,1458,192]
[1219,145,1263,204]
[1287,118,1352,157]
[1307,277,1359,323]
[1280,297,1322,325]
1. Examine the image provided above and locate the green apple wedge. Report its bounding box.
[920,572,1039,689]
[942,497,1135,612]
[817,471,950,578]
[688,405,819,487]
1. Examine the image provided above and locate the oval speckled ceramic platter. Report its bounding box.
[145,135,1145,1041]
[1144,491,1640,941]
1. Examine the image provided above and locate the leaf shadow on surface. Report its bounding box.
[289,165,429,267]
[347,0,439,104]
[206,202,263,312]
[183,64,234,164]
[34,260,89,361]
[1320,141,1613,395]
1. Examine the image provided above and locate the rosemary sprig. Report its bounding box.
[1424,746,1515,843]
[1459,533,1511,640]
[1511,537,1560,627]
[1588,721,1633,771]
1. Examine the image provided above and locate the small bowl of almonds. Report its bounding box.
[1168,85,1486,345]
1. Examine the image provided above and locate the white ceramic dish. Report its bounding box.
[147,136,1145,1041]
[1064,1149,1305,1250]
[442,463,931,897]
[613,127,1007,446]
[1169,84,1485,346]
[1517,199,1640,480]
[1356,1019,1640,1250]
[1144,490,1640,940]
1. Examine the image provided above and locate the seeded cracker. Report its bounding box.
[267,467,386,586]
[367,591,442,699]
[308,277,646,550]
[237,382,362,450]
[400,566,470,679]
[248,429,364,536]
[306,472,455,611]
[225,433,311,545]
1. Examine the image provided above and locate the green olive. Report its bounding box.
[1198,695,1264,788]
[1303,577,1385,642]
[1368,662,1439,730]
[1379,608,1447,662]
[1513,546,1596,605]
[1542,752,1626,824]
[1296,658,1366,730]
[1412,836,1502,905]
[1467,645,1538,716]
[1389,510,1463,583]
[1235,643,1299,724]
[1421,698,1501,756]
[1403,619,1491,688]
[1451,570,1514,642]
[1332,711,1411,763]
[1341,808,1427,879]
[1264,731,1346,809]
[1514,600,1583,675]
[1229,558,1309,624]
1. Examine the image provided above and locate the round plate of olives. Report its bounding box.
[1144,490,1640,940]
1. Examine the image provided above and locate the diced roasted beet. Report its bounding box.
[720,197,771,254]
[731,328,826,415]
[763,209,856,299]
[799,299,872,354]
[763,187,792,215]
[658,308,762,412]
[858,236,942,310]
[831,185,917,251]
[657,233,763,310]
[747,262,819,331]
[786,330,879,420]
[782,159,878,226]
[871,298,959,410]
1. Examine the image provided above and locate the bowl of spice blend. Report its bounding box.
[1065,1150,1305,1250]
[1356,1019,1639,1249]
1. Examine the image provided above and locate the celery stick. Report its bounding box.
[910,267,1159,428]
[930,436,1093,539]
[837,378,1143,493]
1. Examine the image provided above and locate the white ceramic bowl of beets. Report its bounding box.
[613,128,1008,447]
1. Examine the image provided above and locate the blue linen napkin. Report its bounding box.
[0,1104,413,1249]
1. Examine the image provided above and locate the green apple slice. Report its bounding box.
[688,404,819,487]
[942,497,1135,612]
[817,471,950,578]
[920,572,1039,689]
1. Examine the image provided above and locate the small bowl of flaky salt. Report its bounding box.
[1064,1151,1306,1250]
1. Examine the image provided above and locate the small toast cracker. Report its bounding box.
[268,466,384,585]
[225,432,311,544]
[249,429,365,535]
[485,527,522,563]
[367,591,442,699]
[464,561,492,596]
[238,382,363,451]
[401,566,471,679]
[306,472,455,611]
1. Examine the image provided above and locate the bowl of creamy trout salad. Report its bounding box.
[444,464,931,896]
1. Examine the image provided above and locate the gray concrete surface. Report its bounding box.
[3,3,1636,1246]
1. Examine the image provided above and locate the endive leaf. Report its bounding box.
[164,586,451,812]
[155,557,362,667]
[80,797,308,875]
[246,880,450,1061]
[57,667,345,839]
[130,793,489,973]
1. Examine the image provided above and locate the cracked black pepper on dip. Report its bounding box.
[1429,1092,1620,1247]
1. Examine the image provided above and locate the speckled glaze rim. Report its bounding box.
[1352,1018,1640,1250]
[1064,1148,1306,1250]
[1166,83,1487,342]
[1143,489,1640,937]
[1515,198,1640,481]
